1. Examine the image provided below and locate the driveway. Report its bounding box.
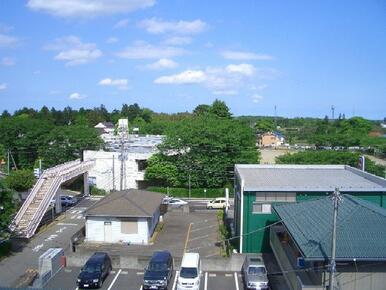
[0,196,100,287]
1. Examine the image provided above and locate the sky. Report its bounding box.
[0,0,385,119]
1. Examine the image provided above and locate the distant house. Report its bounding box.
[234,164,386,253]
[271,195,386,290]
[85,189,164,245]
[94,122,114,134]
[258,131,285,147]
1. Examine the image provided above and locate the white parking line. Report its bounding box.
[136,271,144,275]
[172,271,179,290]
[121,270,128,275]
[204,272,208,290]
[189,234,209,242]
[139,286,143,290]
[234,272,239,290]
[107,268,121,290]
[74,287,78,290]
[57,223,78,226]
[225,273,233,277]
[209,273,216,277]
[190,224,217,232]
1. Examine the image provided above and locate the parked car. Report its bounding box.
[242,254,269,290]
[166,198,188,208]
[50,195,77,207]
[77,252,112,289]
[206,197,229,209]
[60,195,77,206]
[143,250,174,290]
[177,252,201,290]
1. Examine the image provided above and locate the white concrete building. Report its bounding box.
[85,189,164,245]
[84,134,164,191]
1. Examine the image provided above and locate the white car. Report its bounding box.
[206,198,229,209]
[167,198,188,208]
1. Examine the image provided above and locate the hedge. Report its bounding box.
[0,240,11,258]
[146,186,233,198]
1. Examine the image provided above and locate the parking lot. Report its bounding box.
[45,267,243,290]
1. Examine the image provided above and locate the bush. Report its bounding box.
[146,186,233,198]
[0,240,11,258]
[90,186,107,196]
[5,169,35,192]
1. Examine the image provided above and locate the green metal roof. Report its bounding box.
[273,195,386,261]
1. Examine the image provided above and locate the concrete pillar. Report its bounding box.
[55,191,62,214]
[83,172,89,196]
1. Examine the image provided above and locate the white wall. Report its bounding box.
[84,150,153,191]
[86,216,150,245]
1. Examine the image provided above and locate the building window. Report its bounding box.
[252,203,272,214]
[136,159,148,172]
[255,192,296,202]
[121,220,138,234]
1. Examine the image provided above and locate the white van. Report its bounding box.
[177,252,201,290]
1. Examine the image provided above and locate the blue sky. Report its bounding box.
[0,0,385,119]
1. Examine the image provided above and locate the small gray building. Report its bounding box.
[85,189,164,245]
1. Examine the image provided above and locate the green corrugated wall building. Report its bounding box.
[234,164,386,253]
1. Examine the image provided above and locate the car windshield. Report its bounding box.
[148,262,168,271]
[180,267,198,278]
[248,266,266,275]
[83,263,101,273]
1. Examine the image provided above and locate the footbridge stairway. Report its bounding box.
[9,159,95,238]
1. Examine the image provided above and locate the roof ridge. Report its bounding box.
[86,191,125,212]
[124,190,152,216]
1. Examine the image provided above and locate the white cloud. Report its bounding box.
[98,78,129,90]
[0,83,7,90]
[68,92,86,99]
[163,36,192,46]
[0,23,13,33]
[139,18,207,34]
[1,57,16,66]
[154,70,206,84]
[226,63,255,76]
[221,50,273,61]
[212,90,238,96]
[0,33,19,48]
[45,36,102,66]
[113,19,129,29]
[27,0,155,18]
[145,58,178,70]
[252,93,263,103]
[106,37,119,44]
[116,41,185,59]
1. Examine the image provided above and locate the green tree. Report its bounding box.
[276,150,385,177]
[38,125,102,167]
[5,169,36,192]
[144,154,179,186]
[149,112,259,188]
[0,181,16,238]
[255,118,275,133]
[209,99,232,118]
[193,104,211,116]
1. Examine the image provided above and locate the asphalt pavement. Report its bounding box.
[45,267,243,290]
[0,196,100,287]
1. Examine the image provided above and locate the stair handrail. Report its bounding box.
[11,173,47,227]
[25,175,62,238]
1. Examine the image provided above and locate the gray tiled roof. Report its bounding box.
[85,189,165,218]
[235,164,386,192]
[273,195,386,261]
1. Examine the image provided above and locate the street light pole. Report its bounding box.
[188,173,191,199]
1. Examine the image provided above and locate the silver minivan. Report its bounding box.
[242,255,269,290]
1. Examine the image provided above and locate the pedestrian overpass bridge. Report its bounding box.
[9,159,95,238]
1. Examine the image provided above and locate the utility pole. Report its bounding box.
[188,173,191,199]
[119,120,128,191]
[331,105,335,120]
[329,188,342,290]
[112,155,115,191]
